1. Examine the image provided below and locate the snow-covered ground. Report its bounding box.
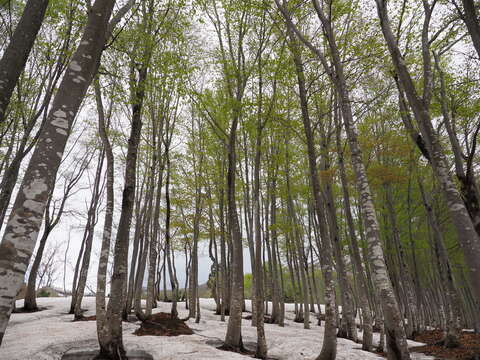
[1,297,435,360]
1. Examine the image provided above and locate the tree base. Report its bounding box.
[14,306,47,313]
[443,334,461,349]
[134,312,193,336]
[72,315,96,322]
[215,309,230,316]
[61,349,153,360]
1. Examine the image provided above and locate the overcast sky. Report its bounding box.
[44,216,252,294]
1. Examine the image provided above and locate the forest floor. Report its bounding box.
[410,330,480,360]
[1,297,437,360]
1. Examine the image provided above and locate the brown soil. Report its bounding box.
[214,309,230,316]
[217,343,255,356]
[72,315,97,321]
[293,318,312,324]
[61,349,153,359]
[216,341,279,359]
[242,314,273,323]
[411,330,480,360]
[12,306,48,313]
[373,350,386,358]
[133,312,194,336]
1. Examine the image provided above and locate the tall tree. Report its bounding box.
[102,5,153,353]
[0,0,50,125]
[0,0,116,345]
[285,26,338,360]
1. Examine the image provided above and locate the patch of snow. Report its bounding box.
[0,297,435,360]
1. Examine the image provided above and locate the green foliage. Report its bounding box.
[37,289,51,298]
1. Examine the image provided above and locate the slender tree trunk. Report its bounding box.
[270,168,284,326]
[284,143,310,330]
[207,191,221,314]
[123,193,144,319]
[384,184,417,338]
[0,140,33,231]
[74,151,104,319]
[324,183,357,341]
[0,0,50,124]
[188,199,201,319]
[219,171,229,320]
[461,0,480,58]
[134,212,150,321]
[267,176,279,324]
[224,111,244,351]
[286,28,337,360]
[418,179,461,347]
[139,165,156,320]
[70,229,87,314]
[285,235,301,322]
[163,249,168,302]
[253,102,267,359]
[145,110,166,317]
[336,125,373,351]
[23,228,51,311]
[341,106,410,360]
[319,110,357,341]
[241,135,257,326]
[94,76,115,354]
[103,58,146,359]
[165,151,178,318]
[124,170,148,318]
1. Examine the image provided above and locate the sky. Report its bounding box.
[41,211,252,294]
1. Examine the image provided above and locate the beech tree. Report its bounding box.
[0,0,116,345]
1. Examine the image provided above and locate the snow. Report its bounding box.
[1,297,434,360]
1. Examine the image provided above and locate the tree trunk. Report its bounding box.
[253,100,267,359]
[123,194,143,319]
[137,159,155,320]
[103,57,146,359]
[23,229,51,311]
[189,190,202,319]
[286,28,337,359]
[219,170,229,320]
[0,0,116,345]
[268,172,280,324]
[164,150,178,318]
[0,0,50,124]
[94,76,115,354]
[223,110,244,352]
[336,124,373,351]
[461,0,480,59]
[319,110,357,342]
[134,210,150,321]
[284,141,310,330]
[384,184,417,339]
[74,151,104,320]
[145,109,166,318]
[69,229,86,314]
[418,179,461,348]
